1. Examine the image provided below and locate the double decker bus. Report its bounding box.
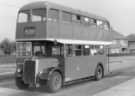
[15,1,112,92]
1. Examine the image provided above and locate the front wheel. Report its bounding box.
[94,65,104,81]
[15,78,29,89]
[47,71,62,93]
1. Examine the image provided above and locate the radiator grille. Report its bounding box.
[23,60,36,84]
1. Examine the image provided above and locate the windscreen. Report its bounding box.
[16,42,32,56]
[33,44,46,56]
[18,9,46,23]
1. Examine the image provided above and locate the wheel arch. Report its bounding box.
[48,68,64,82]
[97,62,104,77]
[54,69,64,80]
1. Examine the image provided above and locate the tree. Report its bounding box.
[0,38,16,55]
[10,41,16,54]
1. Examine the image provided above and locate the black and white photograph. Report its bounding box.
[0,0,135,96]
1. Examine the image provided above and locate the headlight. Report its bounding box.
[17,68,21,73]
[16,64,23,73]
[39,69,48,75]
[39,71,43,74]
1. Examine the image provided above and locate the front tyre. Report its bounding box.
[47,71,62,93]
[95,65,104,81]
[15,78,29,89]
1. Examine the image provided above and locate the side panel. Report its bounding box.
[64,55,108,82]
[97,27,111,41]
[80,24,98,40]
[59,22,73,39]
[37,58,59,73]
[47,20,73,39]
[47,20,60,38]
[72,22,83,40]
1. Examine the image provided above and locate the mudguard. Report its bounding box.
[39,67,63,80]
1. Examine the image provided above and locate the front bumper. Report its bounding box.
[15,69,50,85]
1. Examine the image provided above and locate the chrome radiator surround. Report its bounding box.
[23,60,36,84]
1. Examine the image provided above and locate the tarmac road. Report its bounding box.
[0,56,135,96]
[0,64,15,74]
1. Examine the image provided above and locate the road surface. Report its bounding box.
[0,56,135,96]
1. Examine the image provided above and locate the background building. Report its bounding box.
[126,34,135,53]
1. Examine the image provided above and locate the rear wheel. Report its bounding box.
[15,78,29,89]
[47,71,62,93]
[95,65,104,81]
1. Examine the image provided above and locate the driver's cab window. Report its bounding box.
[52,45,61,56]
[33,45,45,56]
[32,42,63,56]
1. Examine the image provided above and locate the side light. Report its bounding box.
[39,71,43,74]
[17,68,21,73]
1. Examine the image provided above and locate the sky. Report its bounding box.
[0,0,135,41]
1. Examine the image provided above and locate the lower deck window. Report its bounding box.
[83,45,90,56]
[66,45,73,56]
[52,46,61,56]
[75,45,82,56]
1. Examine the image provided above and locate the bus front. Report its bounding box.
[15,3,64,92]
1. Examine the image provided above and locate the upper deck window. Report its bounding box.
[82,17,90,24]
[62,11,72,22]
[89,18,97,25]
[18,10,31,23]
[48,9,59,21]
[96,20,103,26]
[32,9,46,22]
[96,20,109,31]
[103,22,109,31]
[18,9,46,23]
[72,14,81,23]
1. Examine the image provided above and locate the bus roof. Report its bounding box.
[20,1,108,21]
